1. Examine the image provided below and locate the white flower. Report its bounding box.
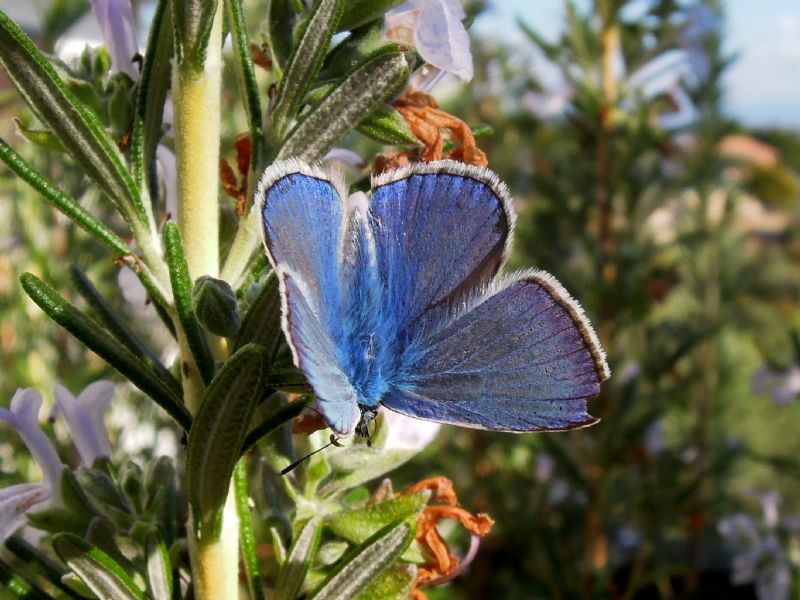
[90,0,140,79]
[381,409,440,451]
[322,148,365,173]
[384,0,473,82]
[53,381,114,467]
[0,389,64,541]
[718,496,792,600]
[751,363,800,406]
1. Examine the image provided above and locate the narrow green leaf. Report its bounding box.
[263,0,294,79]
[0,558,51,600]
[322,20,391,78]
[52,533,145,600]
[187,344,265,536]
[14,117,65,151]
[234,272,282,354]
[225,0,264,178]
[321,447,418,496]
[277,51,408,161]
[354,565,416,600]
[234,461,266,600]
[274,519,322,600]
[327,493,427,546]
[163,222,215,385]
[0,137,130,256]
[19,273,192,431]
[172,0,219,70]
[132,0,173,191]
[0,10,143,224]
[5,536,83,599]
[357,104,419,145]
[309,520,416,600]
[241,396,310,454]
[337,0,403,31]
[144,529,173,600]
[71,266,182,398]
[270,0,344,139]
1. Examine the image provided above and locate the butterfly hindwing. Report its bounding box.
[278,270,360,434]
[259,163,365,434]
[383,271,610,431]
[369,161,514,344]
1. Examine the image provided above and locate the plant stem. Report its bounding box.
[172,5,239,599]
[173,9,222,282]
[188,486,241,600]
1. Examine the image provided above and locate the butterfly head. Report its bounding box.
[355,405,379,440]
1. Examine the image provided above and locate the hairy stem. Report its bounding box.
[171,5,239,599]
[173,8,222,281]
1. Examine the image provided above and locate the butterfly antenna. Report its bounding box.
[281,434,341,475]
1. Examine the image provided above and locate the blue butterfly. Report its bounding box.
[258,159,610,436]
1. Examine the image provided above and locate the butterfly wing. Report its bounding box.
[369,161,514,344]
[259,161,362,434]
[278,270,360,434]
[383,271,610,431]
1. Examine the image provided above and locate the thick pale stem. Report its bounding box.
[188,488,241,600]
[173,9,223,281]
[172,6,239,599]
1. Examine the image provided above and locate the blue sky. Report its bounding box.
[475,0,800,128]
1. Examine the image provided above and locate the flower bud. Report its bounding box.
[192,276,241,338]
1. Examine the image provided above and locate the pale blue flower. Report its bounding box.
[90,0,139,79]
[53,381,114,467]
[718,492,792,600]
[0,389,64,541]
[751,363,800,405]
[381,409,440,451]
[384,0,473,82]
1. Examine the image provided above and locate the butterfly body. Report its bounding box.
[260,160,609,436]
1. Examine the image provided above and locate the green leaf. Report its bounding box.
[274,519,323,600]
[270,0,344,140]
[19,273,192,431]
[0,138,130,256]
[0,558,51,600]
[242,396,310,454]
[263,0,295,79]
[52,533,145,600]
[234,271,282,354]
[234,461,266,600]
[4,536,81,599]
[144,528,173,600]
[225,0,264,177]
[13,117,65,152]
[277,50,408,161]
[163,222,215,385]
[172,0,219,70]
[76,467,134,529]
[187,344,266,536]
[327,493,427,546]
[71,266,182,399]
[0,10,144,225]
[132,0,173,192]
[309,520,416,600]
[337,0,403,31]
[321,21,388,78]
[321,447,419,496]
[143,457,177,547]
[357,104,419,145]
[353,565,416,600]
